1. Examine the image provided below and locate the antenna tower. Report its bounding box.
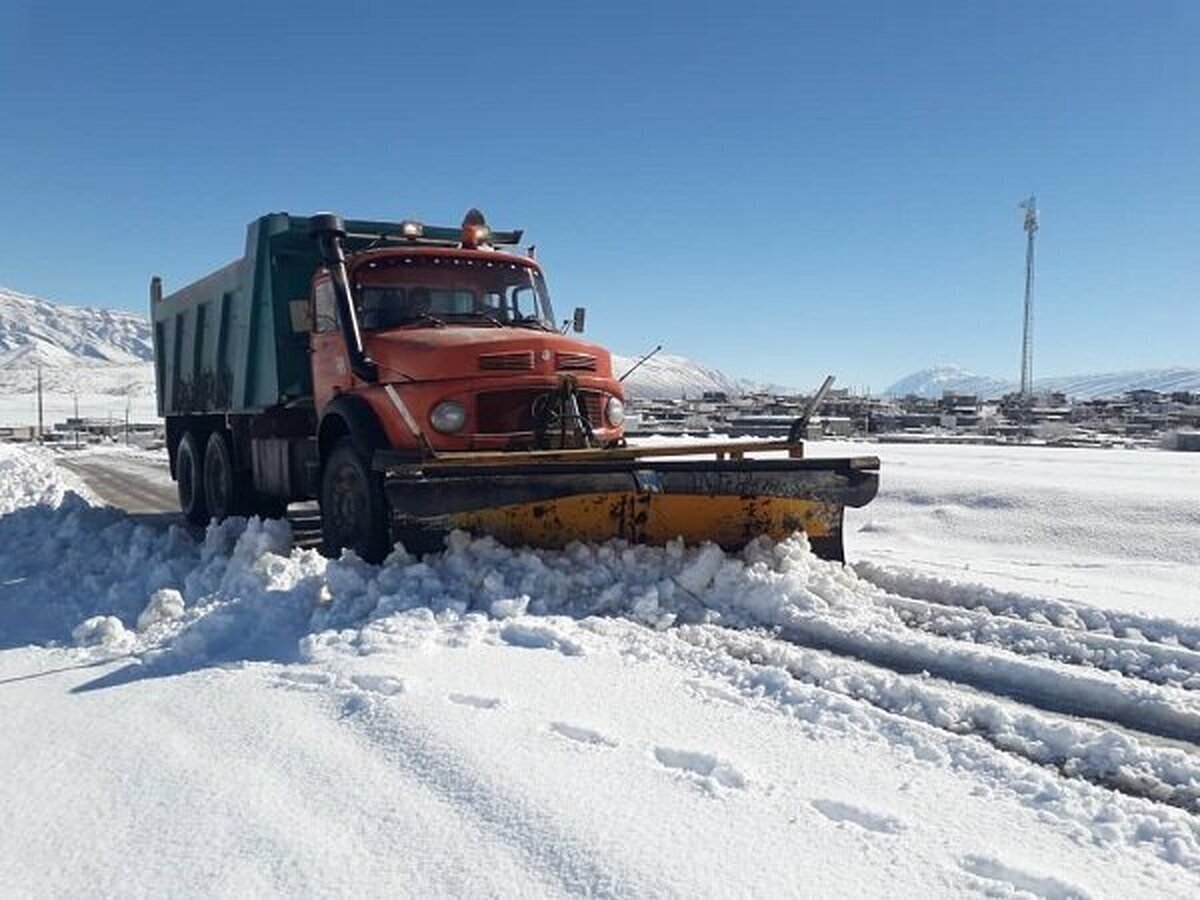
[1019,195,1038,397]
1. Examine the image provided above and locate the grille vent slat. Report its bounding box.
[478,351,534,371]
[556,352,597,371]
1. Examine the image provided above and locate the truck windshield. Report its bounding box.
[353,256,556,331]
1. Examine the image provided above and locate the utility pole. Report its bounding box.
[36,365,44,443]
[1019,195,1039,398]
[73,391,80,450]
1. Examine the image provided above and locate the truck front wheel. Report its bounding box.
[177,431,209,525]
[320,438,390,563]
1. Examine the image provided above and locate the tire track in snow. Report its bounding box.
[767,610,1200,744]
[868,589,1200,691]
[855,561,1200,653]
[676,624,1200,813]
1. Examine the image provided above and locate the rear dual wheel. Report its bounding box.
[176,429,288,525]
[203,431,242,521]
[176,431,209,525]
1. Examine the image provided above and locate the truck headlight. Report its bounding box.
[430,401,467,433]
[605,397,625,427]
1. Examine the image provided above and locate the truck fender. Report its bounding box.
[318,395,388,465]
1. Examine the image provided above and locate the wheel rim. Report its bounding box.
[329,461,367,547]
[179,447,195,510]
[206,443,230,518]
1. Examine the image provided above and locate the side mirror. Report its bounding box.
[572,307,586,333]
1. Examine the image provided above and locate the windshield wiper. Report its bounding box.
[400,312,446,328]
[510,318,554,332]
[448,312,505,327]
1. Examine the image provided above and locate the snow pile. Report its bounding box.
[0,443,95,513]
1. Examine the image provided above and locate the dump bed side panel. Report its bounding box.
[152,214,320,415]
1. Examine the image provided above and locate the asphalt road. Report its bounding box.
[58,452,322,543]
[58,454,179,516]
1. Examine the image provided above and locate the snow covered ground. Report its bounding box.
[830,441,1200,621]
[1,441,1198,897]
[0,360,158,427]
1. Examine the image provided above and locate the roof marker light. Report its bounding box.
[461,208,491,248]
[400,220,423,239]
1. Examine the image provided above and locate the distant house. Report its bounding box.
[1163,430,1200,452]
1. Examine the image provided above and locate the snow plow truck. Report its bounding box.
[151,211,879,562]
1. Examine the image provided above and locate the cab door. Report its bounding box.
[310,273,353,410]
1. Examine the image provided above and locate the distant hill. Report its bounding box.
[610,351,757,399]
[1038,368,1200,399]
[886,364,1200,400]
[0,287,155,409]
[0,286,152,364]
[884,365,1013,400]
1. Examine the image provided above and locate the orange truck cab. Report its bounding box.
[311,243,625,456]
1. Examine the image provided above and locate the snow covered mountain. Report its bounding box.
[0,286,152,365]
[610,351,754,399]
[1038,367,1200,399]
[0,287,157,424]
[886,364,1200,400]
[884,366,1014,400]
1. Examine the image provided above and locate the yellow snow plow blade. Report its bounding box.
[448,493,843,551]
[376,448,880,562]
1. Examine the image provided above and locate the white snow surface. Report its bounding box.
[825,440,1200,620]
[2,441,1200,895]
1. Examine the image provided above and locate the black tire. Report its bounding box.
[320,437,390,563]
[177,431,209,525]
[203,431,243,521]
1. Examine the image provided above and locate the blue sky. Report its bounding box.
[1,1,1197,389]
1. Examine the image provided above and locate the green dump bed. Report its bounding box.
[152,213,324,416]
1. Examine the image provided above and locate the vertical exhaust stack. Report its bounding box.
[310,213,378,383]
